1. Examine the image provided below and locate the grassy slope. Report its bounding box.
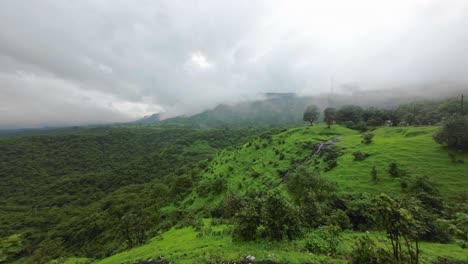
[184,125,356,211]
[322,126,468,199]
[96,222,467,264]
[96,125,468,263]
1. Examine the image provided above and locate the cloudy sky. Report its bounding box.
[1,0,468,128]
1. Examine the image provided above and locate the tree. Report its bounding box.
[260,190,302,241]
[323,107,337,128]
[336,105,363,124]
[372,194,423,264]
[232,199,261,241]
[434,115,468,151]
[303,105,319,125]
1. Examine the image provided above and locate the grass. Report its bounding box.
[321,126,468,200]
[96,222,467,264]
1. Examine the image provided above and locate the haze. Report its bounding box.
[1,0,468,129]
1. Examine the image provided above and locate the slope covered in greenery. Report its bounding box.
[0,126,266,260]
[93,124,467,264]
[96,221,467,264]
[323,126,468,199]
[186,125,467,209]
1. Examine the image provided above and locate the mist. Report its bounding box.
[1,0,468,129]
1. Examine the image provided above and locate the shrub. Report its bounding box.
[353,151,370,161]
[304,225,342,256]
[361,132,374,144]
[370,165,378,183]
[350,236,396,264]
[326,209,351,230]
[388,162,400,177]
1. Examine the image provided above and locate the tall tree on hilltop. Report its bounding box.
[303,105,319,125]
[323,107,337,128]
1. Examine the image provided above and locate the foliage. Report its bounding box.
[370,165,378,183]
[303,105,319,125]
[352,151,370,161]
[388,162,402,177]
[372,194,423,264]
[233,190,302,241]
[434,115,468,151]
[323,107,337,128]
[361,132,374,144]
[349,236,396,264]
[232,199,261,241]
[304,225,342,256]
[0,234,23,263]
[0,126,263,259]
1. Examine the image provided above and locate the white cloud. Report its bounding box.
[190,51,213,69]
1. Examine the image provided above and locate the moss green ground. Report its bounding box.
[91,125,468,263]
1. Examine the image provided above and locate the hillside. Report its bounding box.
[186,125,467,210]
[93,125,468,264]
[0,126,266,260]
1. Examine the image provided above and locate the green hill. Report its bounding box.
[93,125,468,264]
[186,125,467,210]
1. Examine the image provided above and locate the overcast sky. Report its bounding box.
[1,0,468,128]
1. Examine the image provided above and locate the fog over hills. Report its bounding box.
[1,1,468,129]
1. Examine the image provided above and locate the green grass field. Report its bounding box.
[322,126,468,199]
[95,220,467,264]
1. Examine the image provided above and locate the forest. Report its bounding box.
[1,96,467,264]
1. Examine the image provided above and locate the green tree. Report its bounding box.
[336,105,363,124]
[0,234,23,263]
[232,198,261,241]
[323,107,337,128]
[434,115,468,151]
[32,238,65,264]
[303,105,319,125]
[260,190,302,241]
[372,194,422,264]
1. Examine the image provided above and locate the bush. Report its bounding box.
[350,236,396,264]
[326,210,351,230]
[352,151,370,161]
[361,133,374,144]
[304,225,342,256]
[388,162,401,177]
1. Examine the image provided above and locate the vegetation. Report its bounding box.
[434,114,468,151]
[2,96,468,263]
[303,105,319,125]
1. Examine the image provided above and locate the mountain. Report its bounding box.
[132,113,161,124]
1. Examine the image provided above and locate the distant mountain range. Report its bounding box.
[134,84,466,128]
